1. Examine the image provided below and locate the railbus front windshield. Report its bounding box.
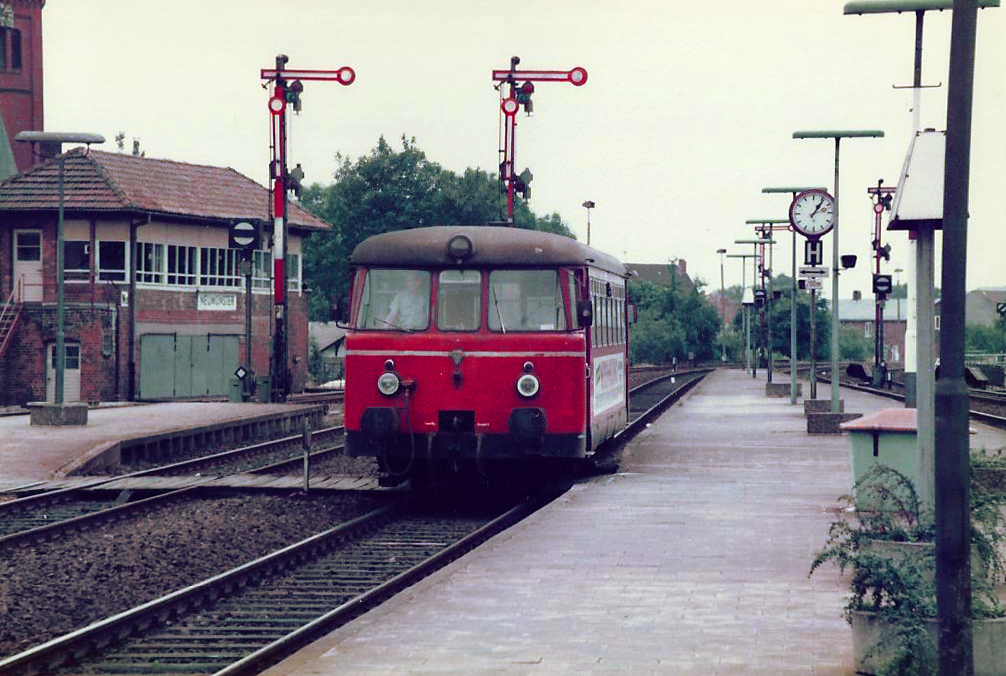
[488,269,567,332]
[355,267,571,332]
[356,269,431,331]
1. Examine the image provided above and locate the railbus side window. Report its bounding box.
[356,269,430,330]
[488,270,567,332]
[438,269,482,331]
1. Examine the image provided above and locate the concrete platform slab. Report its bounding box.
[0,402,319,491]
[263,369,1006,676]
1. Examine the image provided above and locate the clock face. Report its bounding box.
[789,189,835,238]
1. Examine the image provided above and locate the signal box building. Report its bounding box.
[0,148,329,406]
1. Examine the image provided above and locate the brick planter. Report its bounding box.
[852,611,1006,676]
[804,398,843,415]
[764,382,796,398]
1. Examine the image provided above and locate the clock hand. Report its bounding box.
[809,198,823,218]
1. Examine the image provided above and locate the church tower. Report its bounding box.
[0,0,44,176]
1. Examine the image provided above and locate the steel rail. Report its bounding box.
[0,500,407,676]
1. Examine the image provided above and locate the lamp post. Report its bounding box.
[762,186,827,404]
[15,132,104,414]
[844,0,999,410]
[736,239,772,379]
[847,5,995,669]
[746,221,789,388]
[582,200,595,245]
[717,248,727,361]
[793,129,884,413]
[728,252,757,375]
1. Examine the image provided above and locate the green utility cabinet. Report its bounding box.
[842,408,918,490]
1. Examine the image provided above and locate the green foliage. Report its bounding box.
[734,279,829,361]
[628,279,721,364]
[965,319,1006,354]
[839,325,872,361]
[300,135,575,321]
[810,464,1006,675]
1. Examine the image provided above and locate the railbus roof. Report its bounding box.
[350,226,626,277]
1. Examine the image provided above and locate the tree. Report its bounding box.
[965,319,1006,354]
[300,135,575,320]
[628,279,721,364]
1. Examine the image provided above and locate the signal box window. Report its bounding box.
[489,270,566,332]
[438,269,481,331]
[357,269,430,330]
[64,241,90,280]
[98,241,127,281]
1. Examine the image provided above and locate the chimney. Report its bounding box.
[677,259,686,274]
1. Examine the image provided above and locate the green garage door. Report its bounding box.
[139,334,239,399]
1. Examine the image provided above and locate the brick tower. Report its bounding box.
[0,0,44,175]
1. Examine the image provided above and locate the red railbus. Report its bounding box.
[343,226,630,486]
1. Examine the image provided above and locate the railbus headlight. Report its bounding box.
[377,372,401,396]
[516,373,540,398]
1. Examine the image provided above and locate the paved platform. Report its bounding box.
[0,402,320,491]
[262,369,1006,676]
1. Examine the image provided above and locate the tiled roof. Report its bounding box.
[625,263,694,291]
[0,148,329,231]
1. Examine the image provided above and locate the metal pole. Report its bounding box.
[810,288,817,400]
[765,235,774,384]
[244,256,253,399]
[752,243,759,378]
[936,1,979,672]
[55,155,65,405]
[791,229,797,403]
[831,137,841,413]
[793,131,885,409]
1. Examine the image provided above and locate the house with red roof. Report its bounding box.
[0,148,330,405]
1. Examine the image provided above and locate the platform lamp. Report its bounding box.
[845,4,995,667]
[16,132,105,410]
[736,239,773,379]
[727,252,757,375]
[793,130,884,413]
[762,187,827,405]
[716,248,727,362]
[582,200,595,245]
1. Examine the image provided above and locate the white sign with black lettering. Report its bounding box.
[198,292,237,312]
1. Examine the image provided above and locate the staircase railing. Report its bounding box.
[0,277,23,360]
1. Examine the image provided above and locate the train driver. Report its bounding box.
[384,272,429,329]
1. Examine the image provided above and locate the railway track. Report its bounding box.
[0,369,712,675]
[0,489,556,676]
[0,426,353,547]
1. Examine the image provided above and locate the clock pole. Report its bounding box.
[793,131,884,413]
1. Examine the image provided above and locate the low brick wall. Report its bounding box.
[28,402,89,426]
[807,411,862,435]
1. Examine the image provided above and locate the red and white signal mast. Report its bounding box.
[260,55,355,401]
[492,56,587,223]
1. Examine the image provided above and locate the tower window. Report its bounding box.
[0,28,21,70]
[10,28,20,70]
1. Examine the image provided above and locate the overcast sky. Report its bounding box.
[42,1,1005,298]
